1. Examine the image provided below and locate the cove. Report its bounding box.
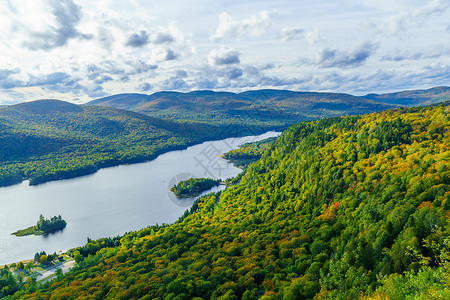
[0,131,279,265]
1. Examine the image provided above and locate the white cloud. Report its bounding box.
[278,27,321,44]
[327,64,450,95]
[149,47,179,63]
[316,42,379,68]
[152,32,174,44]
[138,82,152,92]
[0,68,23,89]
[125,26,179,47]
[278,26,303,41]
[164,49,178,61]
[380,0,450,35]
[381,45,450,61]
[97,27,115,51]
[125,27,178,48]
[208,47,241,65]
[0,0,449,103]
[304,28,321,45]
[210,10,274,41]
[126,30,149,47]
[19,0,92,51]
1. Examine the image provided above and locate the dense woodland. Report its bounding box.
[0,100,279,187]
[36,215,67,234]
[4,87,446,188]
[170,178,221,198]
[3,102,449,299]
[222,137,276,168]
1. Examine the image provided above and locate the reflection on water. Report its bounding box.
[0,131,279,265]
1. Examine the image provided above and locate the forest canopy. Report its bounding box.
[4,102,450,299]
[170,177,221,198]
[0,100,279,188]
[37,215,67,233]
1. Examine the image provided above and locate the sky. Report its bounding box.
[0,0,449,104]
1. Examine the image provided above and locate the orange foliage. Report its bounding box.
[317,202,341,221]
[70,280,82,287]
[418,201,433,209]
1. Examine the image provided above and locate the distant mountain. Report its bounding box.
[363,86,450,106]
[88,89,396,125]
[87,93,150,110]
[4,99,83,114]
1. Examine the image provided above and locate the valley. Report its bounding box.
[2,1,448,298]
[2,87,447,189]
[0,132,278,266]
[0,89,448,299]
[0,100,271,187]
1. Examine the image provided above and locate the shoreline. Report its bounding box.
[0,130,282,267]
[0,128,284,189]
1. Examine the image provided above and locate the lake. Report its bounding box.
[0,131,279,265]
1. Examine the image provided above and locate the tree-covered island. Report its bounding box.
[170,177,221,198]
[12,215,67,237]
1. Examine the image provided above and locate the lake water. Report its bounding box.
[0,132,279,265]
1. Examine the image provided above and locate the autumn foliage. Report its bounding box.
[6,102,450,299]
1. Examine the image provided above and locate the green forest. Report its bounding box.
[222,137,276,168]
[2,101,448,299]
[37,215,67,233]
[170,178,221,198]
[0,100,282,187]
[0,88,409,189]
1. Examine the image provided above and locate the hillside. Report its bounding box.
[0,89,399,187]
[88,89,396,125]
[87,93,152,110]
[6,102,449,299]
[0,100,231,186]
[364,86,450,106]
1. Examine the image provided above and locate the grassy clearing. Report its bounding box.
[11,225,44,236]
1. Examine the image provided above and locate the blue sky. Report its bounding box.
[0,0,449,104]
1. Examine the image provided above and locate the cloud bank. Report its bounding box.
[0,0,448,103]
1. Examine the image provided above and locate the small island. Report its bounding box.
[170,177,221,198]
[12,214,67,237]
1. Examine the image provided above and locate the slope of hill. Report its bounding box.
[86,93,151,110]
[7,102,449,299]
[88,89,396,125]
[0,89,400,187]
[0,100,230,186]
[363,86,450,106]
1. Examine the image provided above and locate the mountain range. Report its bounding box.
[87,89,393,124]
[0,86,449,299]
[0,86,448,188]
[364,86,450,106]
[87,86,450,123]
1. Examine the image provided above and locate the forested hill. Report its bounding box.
[0,92,394,187]
[0,100,230,187]
[363,86,450,106]
[9,102,449,299]
[88,89,396,124]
